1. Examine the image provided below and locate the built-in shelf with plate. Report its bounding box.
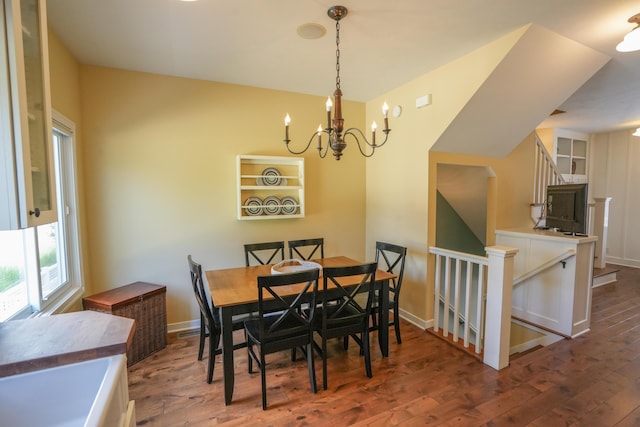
[236,155,305,220]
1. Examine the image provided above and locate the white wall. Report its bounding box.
[590,129,640,267]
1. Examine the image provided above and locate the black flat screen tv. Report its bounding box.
[545,183,588,235]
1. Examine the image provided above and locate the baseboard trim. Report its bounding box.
[171,311,431,336]
[168,319,199,334]
[398,308,430,330]
[606,258,640,269]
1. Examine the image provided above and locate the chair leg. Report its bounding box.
[371,310,378,328]
[198,314,206,361]
[322,337,328,390]
[260,352,267,410]
[306,341,317,394]
[207,330,216,384]
[393,308,402,344]
[212,332,221,355]
[246,330,254,374]
[363,330,372,378]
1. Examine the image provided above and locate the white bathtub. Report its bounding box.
[0,354,134,427]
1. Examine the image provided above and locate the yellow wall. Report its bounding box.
[76,66,366,325]
[364,27,527,323]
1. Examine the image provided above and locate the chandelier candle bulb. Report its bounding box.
[326,97,332,130]
[383,102,389,130]
[284,114,291,142]
[317,125,323,149]
[371,121,377,145]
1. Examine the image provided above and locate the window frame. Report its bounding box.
[1,110,83,320]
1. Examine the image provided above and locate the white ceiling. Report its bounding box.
[47,0,640,134]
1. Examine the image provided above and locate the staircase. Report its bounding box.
[531,134,565,227]
[593,265,618,287]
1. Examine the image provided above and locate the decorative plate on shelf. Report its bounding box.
[257,167,287,186]
[243,196,263,216]
[262,196,281,215]
[280,196,298,215]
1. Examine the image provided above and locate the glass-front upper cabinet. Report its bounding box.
[554,129,589,184]
[0,0,56,229]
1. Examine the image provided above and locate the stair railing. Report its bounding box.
[533,133,565,206]
[430,245,519,370]
[431,247,488,354]
[513,249,576,287]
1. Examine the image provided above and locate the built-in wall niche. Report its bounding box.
[236,155,305,220]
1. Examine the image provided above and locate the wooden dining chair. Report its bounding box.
[313,262,377,390]
[244,241,285,266]
[371,242,407,344]
[243,268,320,410]
[288,237,324,260]
[187,255,246,383]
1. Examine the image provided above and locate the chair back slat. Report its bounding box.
[288,238,324,260]
[244,241,285,266]
[375,241,407,293]
[188,255,219,331]
[321,262,377,331]
[257,269,320,341]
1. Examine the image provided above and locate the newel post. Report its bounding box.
[483,245,519,370]
[592,197,612,269]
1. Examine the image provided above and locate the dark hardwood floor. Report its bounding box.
[128,265,640,426]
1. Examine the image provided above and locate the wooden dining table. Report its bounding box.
[205,255,395,405]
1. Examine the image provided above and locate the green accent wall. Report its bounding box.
[436,191,485,256]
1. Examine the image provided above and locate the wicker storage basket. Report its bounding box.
[82,282,167,366]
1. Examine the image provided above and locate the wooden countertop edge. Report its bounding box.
[0,342,130,378]
[0,311,137,378]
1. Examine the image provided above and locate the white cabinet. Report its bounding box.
[236,155,305,220]
[496,228,596,338]
[0,0,56,229]
[554,130,588,183]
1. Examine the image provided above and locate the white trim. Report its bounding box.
[606,258,640,269]
[52,110,75,135]
[398,308,429,330]
[168,319,200,334]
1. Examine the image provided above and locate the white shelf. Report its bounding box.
[236,155,305,220]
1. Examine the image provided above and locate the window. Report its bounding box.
[0,111,82,321]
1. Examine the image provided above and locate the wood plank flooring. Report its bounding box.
[128,265,640,426]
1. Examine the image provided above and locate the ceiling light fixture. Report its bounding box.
[616,13,640,52]
[283,5,390,160]
[633,128,640,137]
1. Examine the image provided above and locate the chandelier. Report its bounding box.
[283,5,391,160]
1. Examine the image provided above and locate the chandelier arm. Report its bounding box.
[342,129,377,157]
[344,127,391,149]
[284,132,320,155]
[318,131,330,158]
[284,130,332,158]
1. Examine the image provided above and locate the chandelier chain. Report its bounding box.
[335,20,341,90]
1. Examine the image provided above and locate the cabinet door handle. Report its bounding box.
[29,208,41,217]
